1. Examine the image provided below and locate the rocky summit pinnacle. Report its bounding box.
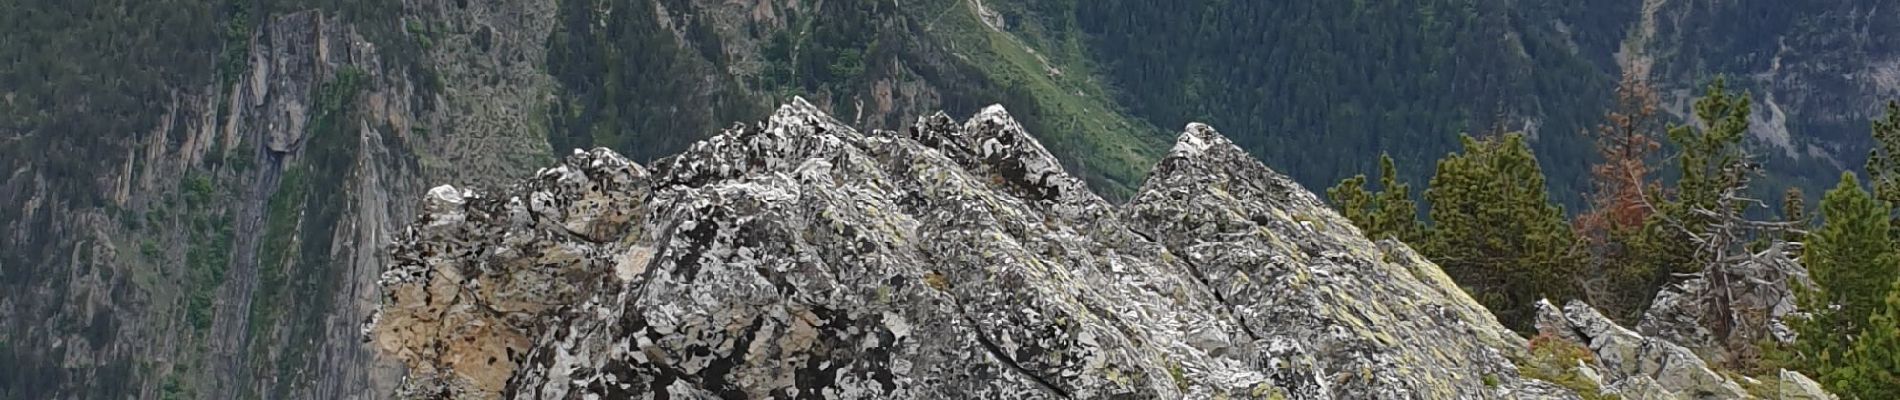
[368,99,1813,399]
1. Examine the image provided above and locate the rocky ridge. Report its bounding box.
[372,99,1828,399]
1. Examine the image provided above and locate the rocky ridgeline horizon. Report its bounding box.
[368,99,1834,399]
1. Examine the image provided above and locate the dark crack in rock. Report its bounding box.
[373,99,1598,399]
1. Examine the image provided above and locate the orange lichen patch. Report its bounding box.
[373,261,533,398]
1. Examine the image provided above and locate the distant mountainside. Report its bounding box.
[1,0,1892,398]
[1630,0,1900,192]
[1073,0,1900,205]
[1075,0,1619,205]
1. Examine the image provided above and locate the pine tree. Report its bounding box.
[1807,174,1900,334]
[1329,175,1377,233]
[1575,71,1665,319]
[1577,69,1664,241]
[1371,155,1424,243]
[1870,101,1900,236]
[1830,278,1900,399]
[1328,153,1423,243]
[1784,188,1809,232]
[1631,79,1756,295]
[1782,187,1809,256]
[1424,134,1583,330]
[1795,173,1900,385]
[1669,78,1753,220]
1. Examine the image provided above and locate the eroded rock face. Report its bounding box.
[372,148,650,396]
[373,99,1579,399]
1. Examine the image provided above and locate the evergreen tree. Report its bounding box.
[1371,155,1425,244]
[1631,79,1755,294]
[1423,134,1583,330]
[1784,188,1810,231]
[1782,187,1809,255]
[1328,153,1423,244]
[1870,101,1900,235]
[1670,81,1754,219]
[1795,173,1900,385]
[1330,175,1378,235]
[1807,174,1900,334]
[1829,278,1900,399]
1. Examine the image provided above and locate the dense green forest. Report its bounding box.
[544,0,766,161]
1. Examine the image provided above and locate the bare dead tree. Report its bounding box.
[1635,155,1809,369]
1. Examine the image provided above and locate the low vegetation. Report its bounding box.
[1519,334,1618,400]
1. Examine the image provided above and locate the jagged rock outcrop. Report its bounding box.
[374,99,1592,399]
[1636,244,1814,366]
[1535,300,1836,400]
[1539,300,1748,398]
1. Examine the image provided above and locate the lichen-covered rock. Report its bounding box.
[1534,300,1838,400]
[370,148,650,396]
[1772,369,1836,400]
[1536,299,1588,345]
[1122,124,1562,398]
[373,99,1586,399]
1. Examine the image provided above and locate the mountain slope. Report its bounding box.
[3,1,1893,398]
[0,1,1163,398]
[0,2,548,398]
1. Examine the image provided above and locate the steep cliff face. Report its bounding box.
[0,10,405,399]
[373,100,1831,399]
[0,1,560,397]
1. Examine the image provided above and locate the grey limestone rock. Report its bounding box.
[1772,369,1837,400]
[1535,299,1835,400]
[373,99,1601,399]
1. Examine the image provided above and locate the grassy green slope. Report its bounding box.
[906,0,1164,197]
